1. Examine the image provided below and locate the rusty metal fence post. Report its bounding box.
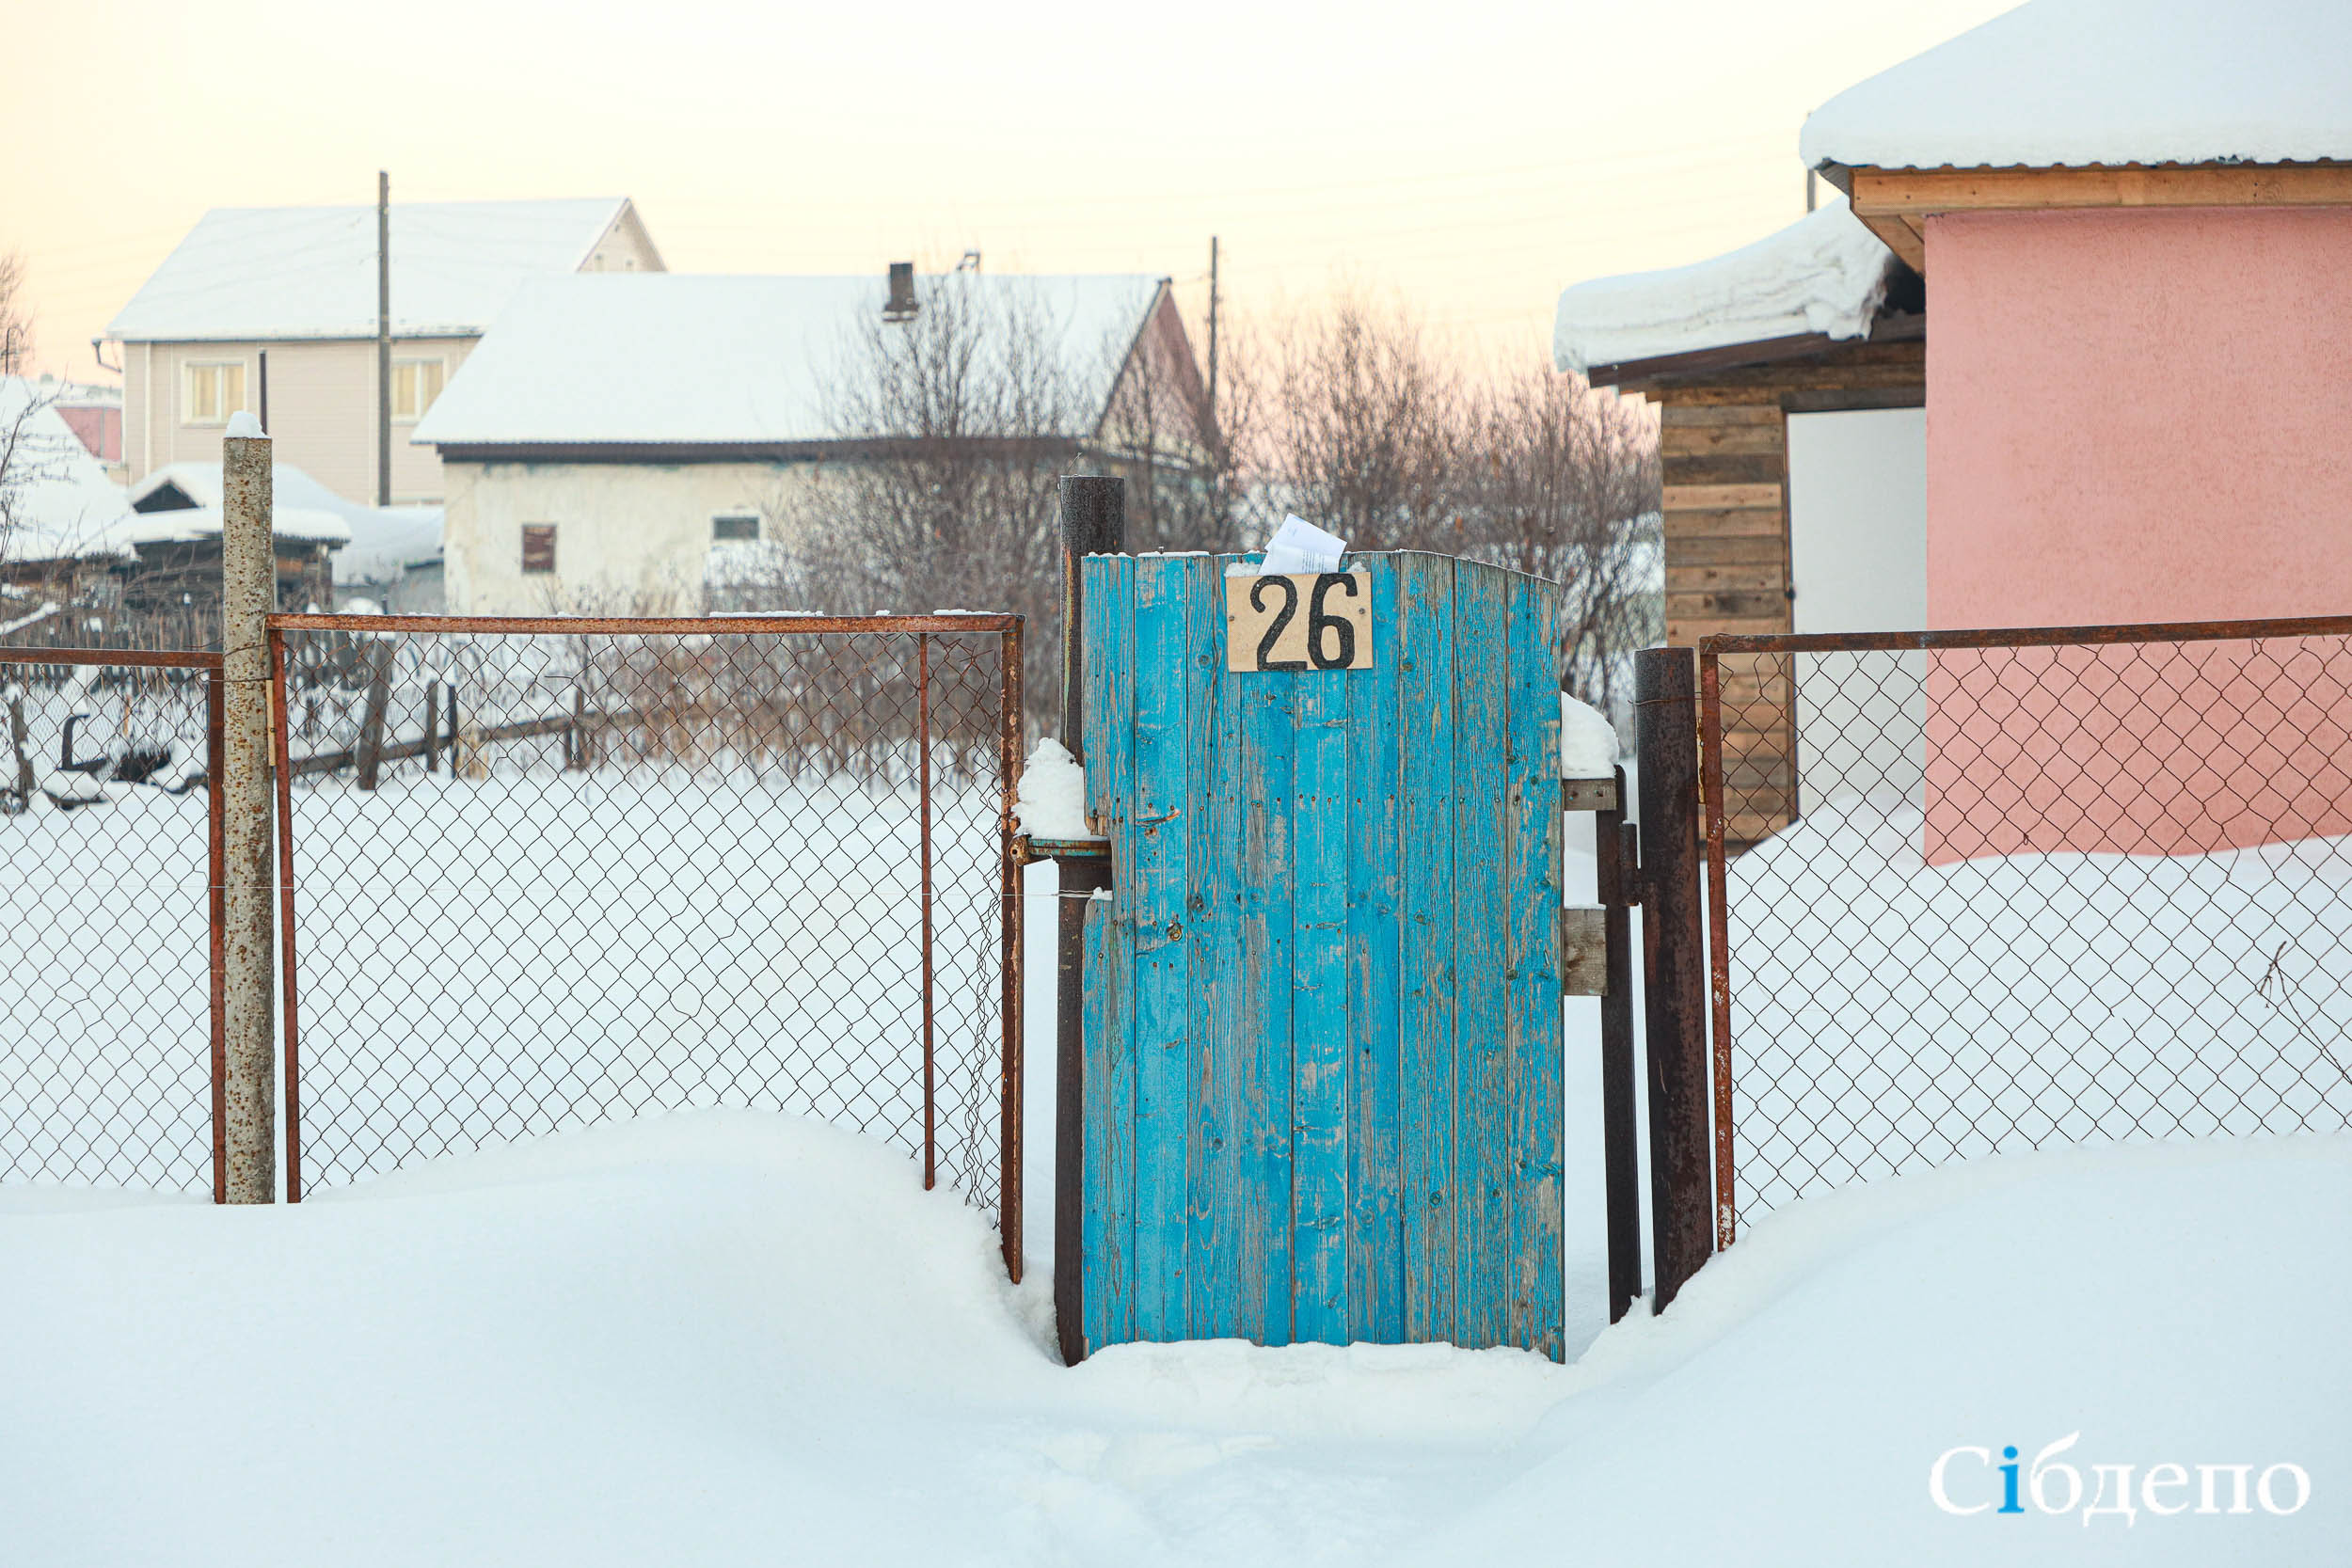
[1594,763,1643,1322]
[997,621,1025,1284]
[218,425,277,1203]
[1634,645,1711,1311]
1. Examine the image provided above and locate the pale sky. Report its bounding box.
[7,0,2016,381]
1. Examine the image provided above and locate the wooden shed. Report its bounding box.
[1556,201,1923,846]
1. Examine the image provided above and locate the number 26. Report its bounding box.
[1251,573,1358,671]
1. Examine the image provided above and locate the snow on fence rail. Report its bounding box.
[0,649,225,1195]
[1699,618,2352,1236]
[264,614,1027,1268]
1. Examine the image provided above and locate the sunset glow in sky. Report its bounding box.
[8,0,2015,380]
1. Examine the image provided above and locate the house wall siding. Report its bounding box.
[1924,204,2352,859]
[124,335,477,504]
[443,458,822,613]
[1928,205,2352,626]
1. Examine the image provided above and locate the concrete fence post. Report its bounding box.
[220,419,278,1202]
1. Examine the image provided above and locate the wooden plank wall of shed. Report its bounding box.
[1630,339,1926,847]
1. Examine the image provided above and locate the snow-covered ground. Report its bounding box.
[0,1111,2342,1565]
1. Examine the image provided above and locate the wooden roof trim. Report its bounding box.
[1835,160,2352,272]
[1586,311,1923,392]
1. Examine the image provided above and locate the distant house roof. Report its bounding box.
[0,377,134,562]
[410,272,1170,450]
[104,505,352,549]
[128,459,437,582]
[106,198,651,342]
[1801,0,2352,173]
[1554,198,1905,377]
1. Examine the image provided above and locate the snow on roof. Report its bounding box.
[410,272,1168,448]
[333,507,443,587]
[1801,0,2352,173]
[106,199,635,342]
[0,377,134,563]
[131,457,353,515]
[1553,198,1899,375]
[98,505,353,549]
[128,460,436,580]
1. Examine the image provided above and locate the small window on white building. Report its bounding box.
[712,514,760,543]
[182,361,246,426]
[391,358,446,422]
[521,524,557,575]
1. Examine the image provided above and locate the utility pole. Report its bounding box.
[220,419,277,1202]
[376,170,391,506]
[1806,168,1818,214]
[1205,235,1220,430]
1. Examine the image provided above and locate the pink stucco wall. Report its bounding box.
[1924,206,2352,861]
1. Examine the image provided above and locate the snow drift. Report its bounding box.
[1,1110,2344,1565]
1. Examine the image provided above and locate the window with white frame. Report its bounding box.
[711,513,760,542]
[182,360,246,426]
[391,357,446,422]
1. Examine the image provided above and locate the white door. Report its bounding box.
[1787,407,1928,815]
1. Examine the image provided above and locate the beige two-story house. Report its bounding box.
[105,198,662,506]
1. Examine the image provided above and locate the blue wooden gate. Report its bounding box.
[1079,549,1564,1359]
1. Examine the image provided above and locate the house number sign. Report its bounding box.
[1225,571,1375,673]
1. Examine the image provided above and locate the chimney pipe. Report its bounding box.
[884,261,917,322]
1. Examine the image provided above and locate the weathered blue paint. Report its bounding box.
[1181,555,1235,1340]
[1503,573,1566,1359]
[1454,562,1510,1348]
[1082,555,1136,1351]
[1343,559,1405,1344]
[1397,553,1459,1344]
[1292,640,1349,1343]
[1128,556,1191,1340]
[1079,550,1564,1358]
[1235,627,1295,1345]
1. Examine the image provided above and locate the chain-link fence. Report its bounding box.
[265,614,1024,1265]
[1699,618,2352,1238]
[0,650,224,1196]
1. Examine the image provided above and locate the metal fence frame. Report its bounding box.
[1698,613,2352,1246]
[0,647,227,1201]
[262,612,1026,1275]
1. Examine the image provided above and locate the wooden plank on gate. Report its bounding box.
[1503,573,1565,1360]
[1398,553,1459,1342]
[1237,621,1296,1345]
[1454,562,1510,1348]
[1185,556,1238,1339]
[1129,555,1191,1340]
[1345,556,1406,1344]
[1292,596,1350,1343]
[1081,555,1137,1348]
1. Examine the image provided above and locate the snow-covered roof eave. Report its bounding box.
[1798,0,2352,175]
[1553,198,1902,378]
[108,323,495,346]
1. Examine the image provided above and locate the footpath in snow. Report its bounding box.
[2,1109,2344,1566]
